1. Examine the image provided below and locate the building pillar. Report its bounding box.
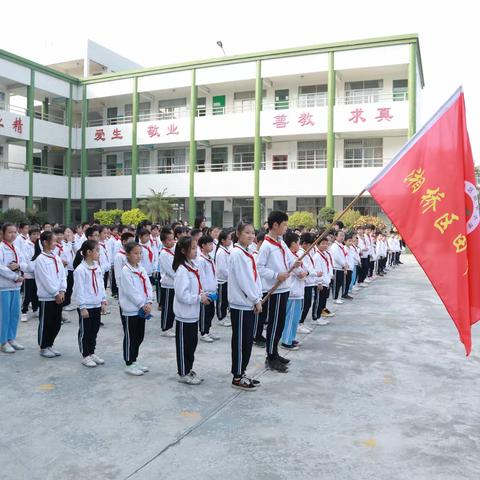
[188,68,197,225]
[26,70,35,211]
[253,60,262,229]
[408,43,417,138]
[65,84,73,224]
[326,52,335,209]
[81,85,88,221]
[131,77,139,208]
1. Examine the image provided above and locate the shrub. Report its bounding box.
[94,209,124,225]
[288,211,316,230]
[353,215,387,231]
[318,206,337,225]
[121,208,148,226]
[341,209,362,228]
[2,208,27,224]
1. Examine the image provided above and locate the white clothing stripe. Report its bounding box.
[179,322,185,375]
[237,311,243,376]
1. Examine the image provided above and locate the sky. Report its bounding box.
[2,0,479,160]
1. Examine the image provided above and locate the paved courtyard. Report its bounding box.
[1,255,480,480]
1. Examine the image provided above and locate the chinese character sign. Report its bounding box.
[367,88,480,355]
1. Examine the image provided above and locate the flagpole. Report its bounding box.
[261,188,367,304]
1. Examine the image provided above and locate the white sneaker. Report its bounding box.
[48,347,61,356]
[297,324,312,334]
[1,343,15,353]
[21,313,29,322]
[352,286,360,292]
[64,305,76,312]
[40,348,56,358]
[359,283,368,288]
[364,278,372,283]
[218,318,231,327]
[9,340,24,350]
[125,364,144,376]
[334,299,344,305]
[160,330,176,337]
[82,356,97,368]
[208,332,220,340]
[178,371,202,385]
[133,362,149,373]
[90,353,105,365]
[200,334,214,343]
[312,318,330,327]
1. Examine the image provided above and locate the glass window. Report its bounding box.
[273,200,288,212]
[344,80,383,104]
[344,138,383,168]
[197,149,206,172]
[106,154,117,176]
[296,197,326,217]
[298,85,328,107]
[197,97,206,117]
[343,196,383,216]
[157,148,187,174]
[158,98,187,120]
[233,144,265,171]
[211,147,228,172]
[393,79,408,101]
[297,141,327,169]
[138,151,151,174]
[123,152,132,175]
[233,90,266,113]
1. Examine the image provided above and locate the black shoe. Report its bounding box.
[277,355,290,365]
[100,321,105,326]
[266,358,288,372]
[292,340,300,347]
[254,338,266,348]
[324,308,332,314]
[250,378,261,386]
[342,294,354,300]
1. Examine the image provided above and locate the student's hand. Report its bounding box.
[200,293,210,305]
[298,271,308,279]
[15,275,24,284]
[55,292,65,304]
[62,260,68,267]
[277,272,290,283]
[8,262,19,271]
[101,302,107,315]
[254,302,262,314]
[80,308,90,319]
[143,303,152,315]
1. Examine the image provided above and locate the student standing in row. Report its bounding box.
[215,230,232,327]
[21,227,40,322]
[330,230,348,305]
[158,227,176,337]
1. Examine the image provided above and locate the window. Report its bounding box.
[106,154,117,176]
[0,91,5,110]
[196,201,205,216]
[393,79,408,102]
[233,144,265,171]
[211,147,228,172]
[107,107,118,125]
[138,150,151,174]
[296,197,326,217]
[197,149,206,172]
[125,102,152,120]
[297,141,327,169]
[343,196,383,216]
[158,98,187,119]
[0,145,4,159]
[233,90,266,113]
[157,148,187,173]
[273,200,288,212]
[197,97,206,117]
[106,202,117,210]
[344,138,383,168]
[298,85,327,107]
[123,199,132,211]
[345,80,383,104]
[123,152,132,175]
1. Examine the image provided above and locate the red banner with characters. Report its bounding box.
[368,88,480,354]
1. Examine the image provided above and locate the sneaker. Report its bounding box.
[125,364,144,376]
[200,334,214,343]
[334,299,344,305]
[292,340,301,347]
[250,378,261,386]
[133,362,149,373]
[161,330,176,337]
[266,358,288,372]
[21,313,29,322]
[100,321,105,326]
[1,343,15,354]
[254,338,266,348]
[9,340,24,350]
[317,318,331,326]
[352,286,360,292]
[277,355,291,365]
[32,310,39,318]
[61,316,71,324]
[281,342,299,351]
[190,370,204,382]
[297,324,312,334]
[321,309,335,318]
[232,376,257,391]
[48,347,61,356]
[364,278,372,283]
[178,371,202,385]
[90,353,105,365]
[359,283,368,288]
[342,295,354,300]
[40,348,56,358]
[208,332,220,340]
[218,318,231,327]
[82,356,97,368]
[64,305,76,312]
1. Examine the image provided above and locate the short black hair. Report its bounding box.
[334,220,344,229]
[138,228,150,238]
[53,226,65,235]
[284,231,299,248]
[125,241,141,254]
[198,234,213,248]
[256,231,265,242]
[121,232,134,243]
[29,227,40,235]
[160,227,173,243]
[18,222,29,230]
[174,226,188,238]
[267,211,289,230]
[173,236,195,271]
[85,226,98,238]
[190,228,202,238]
[300,232,314,245]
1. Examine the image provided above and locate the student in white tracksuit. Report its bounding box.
[214,230,233,326]
[228,222,263,391]
[173,236,210,385]
[158,227,176,336]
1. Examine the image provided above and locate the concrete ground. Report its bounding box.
[1,254,480,480]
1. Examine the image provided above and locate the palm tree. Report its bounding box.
[139,188,174,225]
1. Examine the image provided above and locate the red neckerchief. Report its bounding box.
[219,245,231,255]
[127,264,148,296]
[184,262,202,294]
[20,234,29,241]
[56,243,64,256]
[201,254,216,276]
[335,241,348,257]
[141,243,153,263]
[318,249,332,273]
[162,247,174,256]
[113,235,120,241]
[99,242,109,261]
[234,244,257,281]
[303,249,315,268]
[3,241,18,263]
[264,235,288,269]
[89,265,99,295]
[42,252,59,274]
[118,249,126,256]
[151,236,159,249]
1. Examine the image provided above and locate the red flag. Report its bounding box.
[367,88,479,355]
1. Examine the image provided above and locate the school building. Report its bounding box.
[0,35,424,228]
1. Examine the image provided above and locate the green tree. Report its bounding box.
[121,208,148,227]
[94,209,124,225]
[26,208,49,226]
[139,188,173,225]
[288,211,316,230]
[2,209,27,224]
[341,209,362,228]
[318,206,337,225]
